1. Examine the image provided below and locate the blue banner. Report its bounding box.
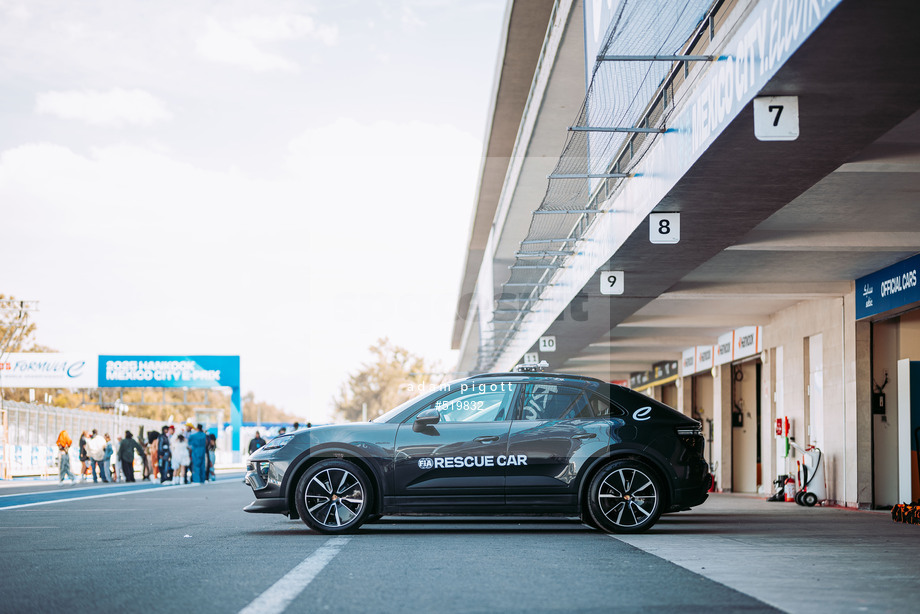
[856,254,920,320]
[97,355,239,388]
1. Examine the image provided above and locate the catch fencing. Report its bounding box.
[0,400,161,478]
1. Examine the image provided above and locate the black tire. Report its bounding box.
[294,459,372,534]
[802,492,818,507]
[587,459,663,534]
[794,491,805,506]
[580,510,600,530]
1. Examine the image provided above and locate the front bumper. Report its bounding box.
[243,459,288,515]
[243,497,288,514]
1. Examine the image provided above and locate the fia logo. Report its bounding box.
[417,458,434,470]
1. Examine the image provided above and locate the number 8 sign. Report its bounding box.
[649,212,680,244]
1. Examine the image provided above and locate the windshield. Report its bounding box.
[371,390,438,423]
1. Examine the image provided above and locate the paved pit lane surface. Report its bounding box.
[0,479,777,614]
[3,482,918,614]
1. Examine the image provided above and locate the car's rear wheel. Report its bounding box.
[295,459,372,534]
[587,459,663,534]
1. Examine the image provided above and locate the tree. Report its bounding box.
[332,338,439,423]
[242,391,301,424]
[1,294,51,353]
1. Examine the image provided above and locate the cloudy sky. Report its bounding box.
[0,0,506,422]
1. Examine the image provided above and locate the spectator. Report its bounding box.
[147,430,160,482]
[113,436,124,482]
[140,431,152,481]
[278,427,287,436]
[248,431,266,454]
[188,424,207,484]
[157,425,173,483]
[118,431,145,482]
[173,423,189,483]
[78,430,90,482]
[172,433,191,485]
[207,433,217,481]
[293,422,300,431]
[102,434,115,483]
[56,430,76,485]
[87,430,108,483]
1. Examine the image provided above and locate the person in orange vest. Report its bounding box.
[56,430,76,485]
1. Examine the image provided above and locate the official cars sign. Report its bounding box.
[856,253,920,320]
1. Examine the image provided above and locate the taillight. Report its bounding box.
[676,426,704,456]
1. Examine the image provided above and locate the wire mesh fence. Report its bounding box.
[480,0,716,370]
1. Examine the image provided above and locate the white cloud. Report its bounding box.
[286,118,481,417]
[0,139,315,414]
[234,14,338,46]
[35,88,172,127]
[196,14,338,72]
[0,117,483,423]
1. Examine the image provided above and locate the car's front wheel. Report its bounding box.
[295,459,372,534]
[587,459,663,534]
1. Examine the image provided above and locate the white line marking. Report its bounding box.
[0,484,193,510]
[239,537,350,614]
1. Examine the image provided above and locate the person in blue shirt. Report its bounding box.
[102,434,115,482]
[188,423,208,484]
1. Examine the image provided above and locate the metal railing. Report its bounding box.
[0,401,161,478]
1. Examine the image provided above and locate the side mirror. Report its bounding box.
[413,408,441,431]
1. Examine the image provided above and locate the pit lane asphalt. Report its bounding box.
[0,479,915,614]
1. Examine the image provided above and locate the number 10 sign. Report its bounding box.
[600,271,624,295]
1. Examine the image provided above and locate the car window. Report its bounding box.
[586,394,625,418]
[428,385,515,423]
[519,384,590,420]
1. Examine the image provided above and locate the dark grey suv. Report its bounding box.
[244,372,710,534]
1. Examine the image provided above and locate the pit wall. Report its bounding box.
[763,293,853,505]
[678,289,875,506]
[871,309,920,507]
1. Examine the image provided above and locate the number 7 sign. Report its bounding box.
[754,96,799,141]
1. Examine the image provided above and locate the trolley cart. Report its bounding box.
[789,439,826,506]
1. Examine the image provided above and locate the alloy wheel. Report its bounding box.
[596,466,659,530]
[304,467,366,528]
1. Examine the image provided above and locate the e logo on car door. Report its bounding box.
[633,406,652,421]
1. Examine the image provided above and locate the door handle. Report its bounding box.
[474,436,500,444]
[573,433,597,440]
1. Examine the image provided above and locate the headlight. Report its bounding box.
[261,435,295,451]
[252,461,270,479]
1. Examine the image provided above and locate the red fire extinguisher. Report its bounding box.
[784,477,796,502]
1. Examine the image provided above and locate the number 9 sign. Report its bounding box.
[600,270,624,295]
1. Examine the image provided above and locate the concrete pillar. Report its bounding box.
[851,294,873,508]
[712,364,733,491]
[677,376,692,416]
[760,349,775,492]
